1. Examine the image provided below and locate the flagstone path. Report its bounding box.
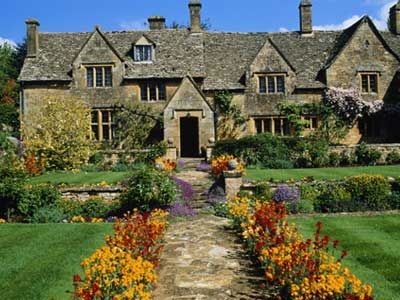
[153,167,273,299]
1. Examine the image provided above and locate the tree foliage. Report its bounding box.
[215,91,246,140]
[22,96,95,170]
[112,103,163,150]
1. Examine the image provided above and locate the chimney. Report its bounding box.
[299,0,313,35]
[148,16,166,30]
[26,18,40,58]
[389,1,400,35]
[189,0,202,33]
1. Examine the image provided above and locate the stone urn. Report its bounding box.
[228,159,238,170]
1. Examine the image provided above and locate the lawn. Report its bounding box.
[290,214,400,300]
[246,165,400,181]
[26,171,131,186]
[0,224,112,300]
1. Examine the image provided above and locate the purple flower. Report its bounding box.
[177,160,185,169]
[168,202,196,217]
[105,216,118,223]
[196,162,211,172]
[172,176,194,202]
[273,185,300,203]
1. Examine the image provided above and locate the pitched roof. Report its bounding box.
[19,17,400,90]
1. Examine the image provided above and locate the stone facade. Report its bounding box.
[19,1,400,157]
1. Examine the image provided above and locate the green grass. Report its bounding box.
[26,171,131,186]
[246,165,400,181]
[0,223,112,300]
[289,214,400,300]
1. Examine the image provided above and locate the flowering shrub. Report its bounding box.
[211,155,245,177]
[227,196,373,300]
[24,154,42,175]
[155,157,177,172]
[73,209,168,299]
[273,185,300,214]
[169,177,196,217]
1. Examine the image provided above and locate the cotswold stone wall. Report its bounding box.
[60,185,122,202]
[330,143,400,164]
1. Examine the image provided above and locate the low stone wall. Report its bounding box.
[60,185,123,202]
[330,144,400,164]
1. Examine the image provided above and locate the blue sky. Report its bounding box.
[0,0,397,45]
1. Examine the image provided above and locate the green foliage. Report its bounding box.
[386,151,400,165]
[0,103,19,134]
[135,142,167,163]
[55,198,83,219]
[315,184,352,213]
[354,143,382,166]
[80,197,119,218]
[113,103,163,150]
[253,181,273,201]
[345,175,391,211]
[328,152,341,167]
[212,202,229,218]
[298,198,315,214]
[387,192,400,209]
[16,184,61,218]
[215,91,246,140]
[0,178,25,218]
[29,205,65,223]
[277,102,318,136]
[120,166,177,212]
[22,96,96,171]
[0,44,18,98]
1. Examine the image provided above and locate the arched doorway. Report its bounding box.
[180,116,200,157]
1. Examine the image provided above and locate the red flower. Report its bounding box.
[73,274,81,282]
[333,239,340,248]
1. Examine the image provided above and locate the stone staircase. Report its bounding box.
[175,158,213,210]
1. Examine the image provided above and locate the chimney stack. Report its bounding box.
[299,0,313,35]
[148,16,166,30]
[189,0,202,33]
[389,1,400,35]
[26,18,40,57]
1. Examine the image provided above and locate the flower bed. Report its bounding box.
[227,196,373,300]
[211,155,245,177]
[73,209,168,300]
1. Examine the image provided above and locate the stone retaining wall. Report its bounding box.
[329,144,400,164]
[60,185,123,201]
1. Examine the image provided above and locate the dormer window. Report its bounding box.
[360,73,378,94]
[134,45,153,62]
[258,74,285,94]
[86,66,112,88]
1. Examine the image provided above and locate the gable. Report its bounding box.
[165,76,213,112]
[73,28,123,65]
[249,38,295,74]
[134,35,155,46]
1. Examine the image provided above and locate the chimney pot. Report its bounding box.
[189,0,202,33]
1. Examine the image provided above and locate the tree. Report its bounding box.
[168,18,212,30]
[215,91,246,140]
[22,96,96,170]
[112,103,163,150]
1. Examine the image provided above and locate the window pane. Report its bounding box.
[158,83,166,100]
[92,125,99,140]
[102,111,109,123]
[95,67,103,87]
[259,76,266,93]
[87,68,94,88]
[274,118,281,135]
[91,111,98,124]
[103,125,110,140]
[104,67,112,87]
[144,46,152,61]
[268,76,275,93]
[135,45,152,61]
[149,83,157,101]
[361,75,369,93]
[264,119,272,133]
[141,84,148,101]
[255,119,263,134]
[277,76,285,93]
[369,75,377,93]
[282,119,290,136]
[312,117,318,129]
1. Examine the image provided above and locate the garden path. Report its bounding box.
[152,215,272,300]
[153,168,272,299]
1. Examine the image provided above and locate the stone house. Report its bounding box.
[19,0,400,158]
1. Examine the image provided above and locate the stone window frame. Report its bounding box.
[140,81,167,102]
[359,72,379,95]
[256,73,286,95]
[254,116,290,136]
[304,115,319,130]
[85,65,113,88]
[91,109,115,141]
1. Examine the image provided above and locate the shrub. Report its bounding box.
[16,184,61,218]
[386,150,400,165]
[298,198,314,213]
[0,177,25,217]
[29,205,65,223]
[136,142,167,164]
[345,174,391,211]
[328,152,341,167]
[354,143,382,166]
[81,197,119,218]
[253,182,273,201]
[120,167,177,212]
[315,183,352,213]
[300,183,320,206]
[387,192,400,210]
[339,150,354,166]
[265,159,294,169]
